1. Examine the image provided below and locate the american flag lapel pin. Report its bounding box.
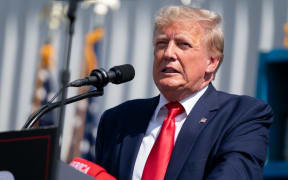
[199,117,207,123]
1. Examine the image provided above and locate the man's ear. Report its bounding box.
[206,56,220,73]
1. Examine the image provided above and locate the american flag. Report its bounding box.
[32,41,57,127]
[199,117,207,124]
[67,27,104,162]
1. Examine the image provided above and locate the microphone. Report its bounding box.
[70,157,116,180]
[69,64,135,88]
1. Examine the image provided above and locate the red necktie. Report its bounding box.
[142,102,184,180]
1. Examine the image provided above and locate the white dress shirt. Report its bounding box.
[132,86,208,180]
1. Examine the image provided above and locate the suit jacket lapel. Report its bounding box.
[118,96,159,180]
[165,84,219,180]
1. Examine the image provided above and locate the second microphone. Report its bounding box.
[69,64,135,88]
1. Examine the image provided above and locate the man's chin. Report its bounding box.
[157,83,183,92]
[158,86,186,101]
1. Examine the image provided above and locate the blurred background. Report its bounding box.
[0,0,287,179]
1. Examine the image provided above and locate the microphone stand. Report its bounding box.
[52,1,79,179]
[56,0,78,159]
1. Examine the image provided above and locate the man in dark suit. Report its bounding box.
[95,5,273,180]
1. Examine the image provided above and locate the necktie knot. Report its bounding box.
[165,102,184,119]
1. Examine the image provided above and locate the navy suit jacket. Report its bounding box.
[95,84,273,180]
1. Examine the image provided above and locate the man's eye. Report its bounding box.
[156,41,168,48]
[178,42,191,49]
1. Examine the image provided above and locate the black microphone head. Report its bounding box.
[109,64,135,84]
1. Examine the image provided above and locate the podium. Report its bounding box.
[0,127,95,180]
[56,160,95,180]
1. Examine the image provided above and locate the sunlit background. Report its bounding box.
[0,0,287,179]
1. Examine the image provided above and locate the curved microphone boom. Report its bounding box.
[69,64,135,88]
[22,64,134,129]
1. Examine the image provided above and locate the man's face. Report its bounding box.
[153,20,216,101]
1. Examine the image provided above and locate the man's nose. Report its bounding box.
[163,42,177,60]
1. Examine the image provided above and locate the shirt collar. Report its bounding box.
[156,85,208,116]
[179,85,208,115]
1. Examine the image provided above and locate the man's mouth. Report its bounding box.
[162,68,179,73]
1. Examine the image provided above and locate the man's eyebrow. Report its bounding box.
[155,34,168,40]
[174,34,191,41]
